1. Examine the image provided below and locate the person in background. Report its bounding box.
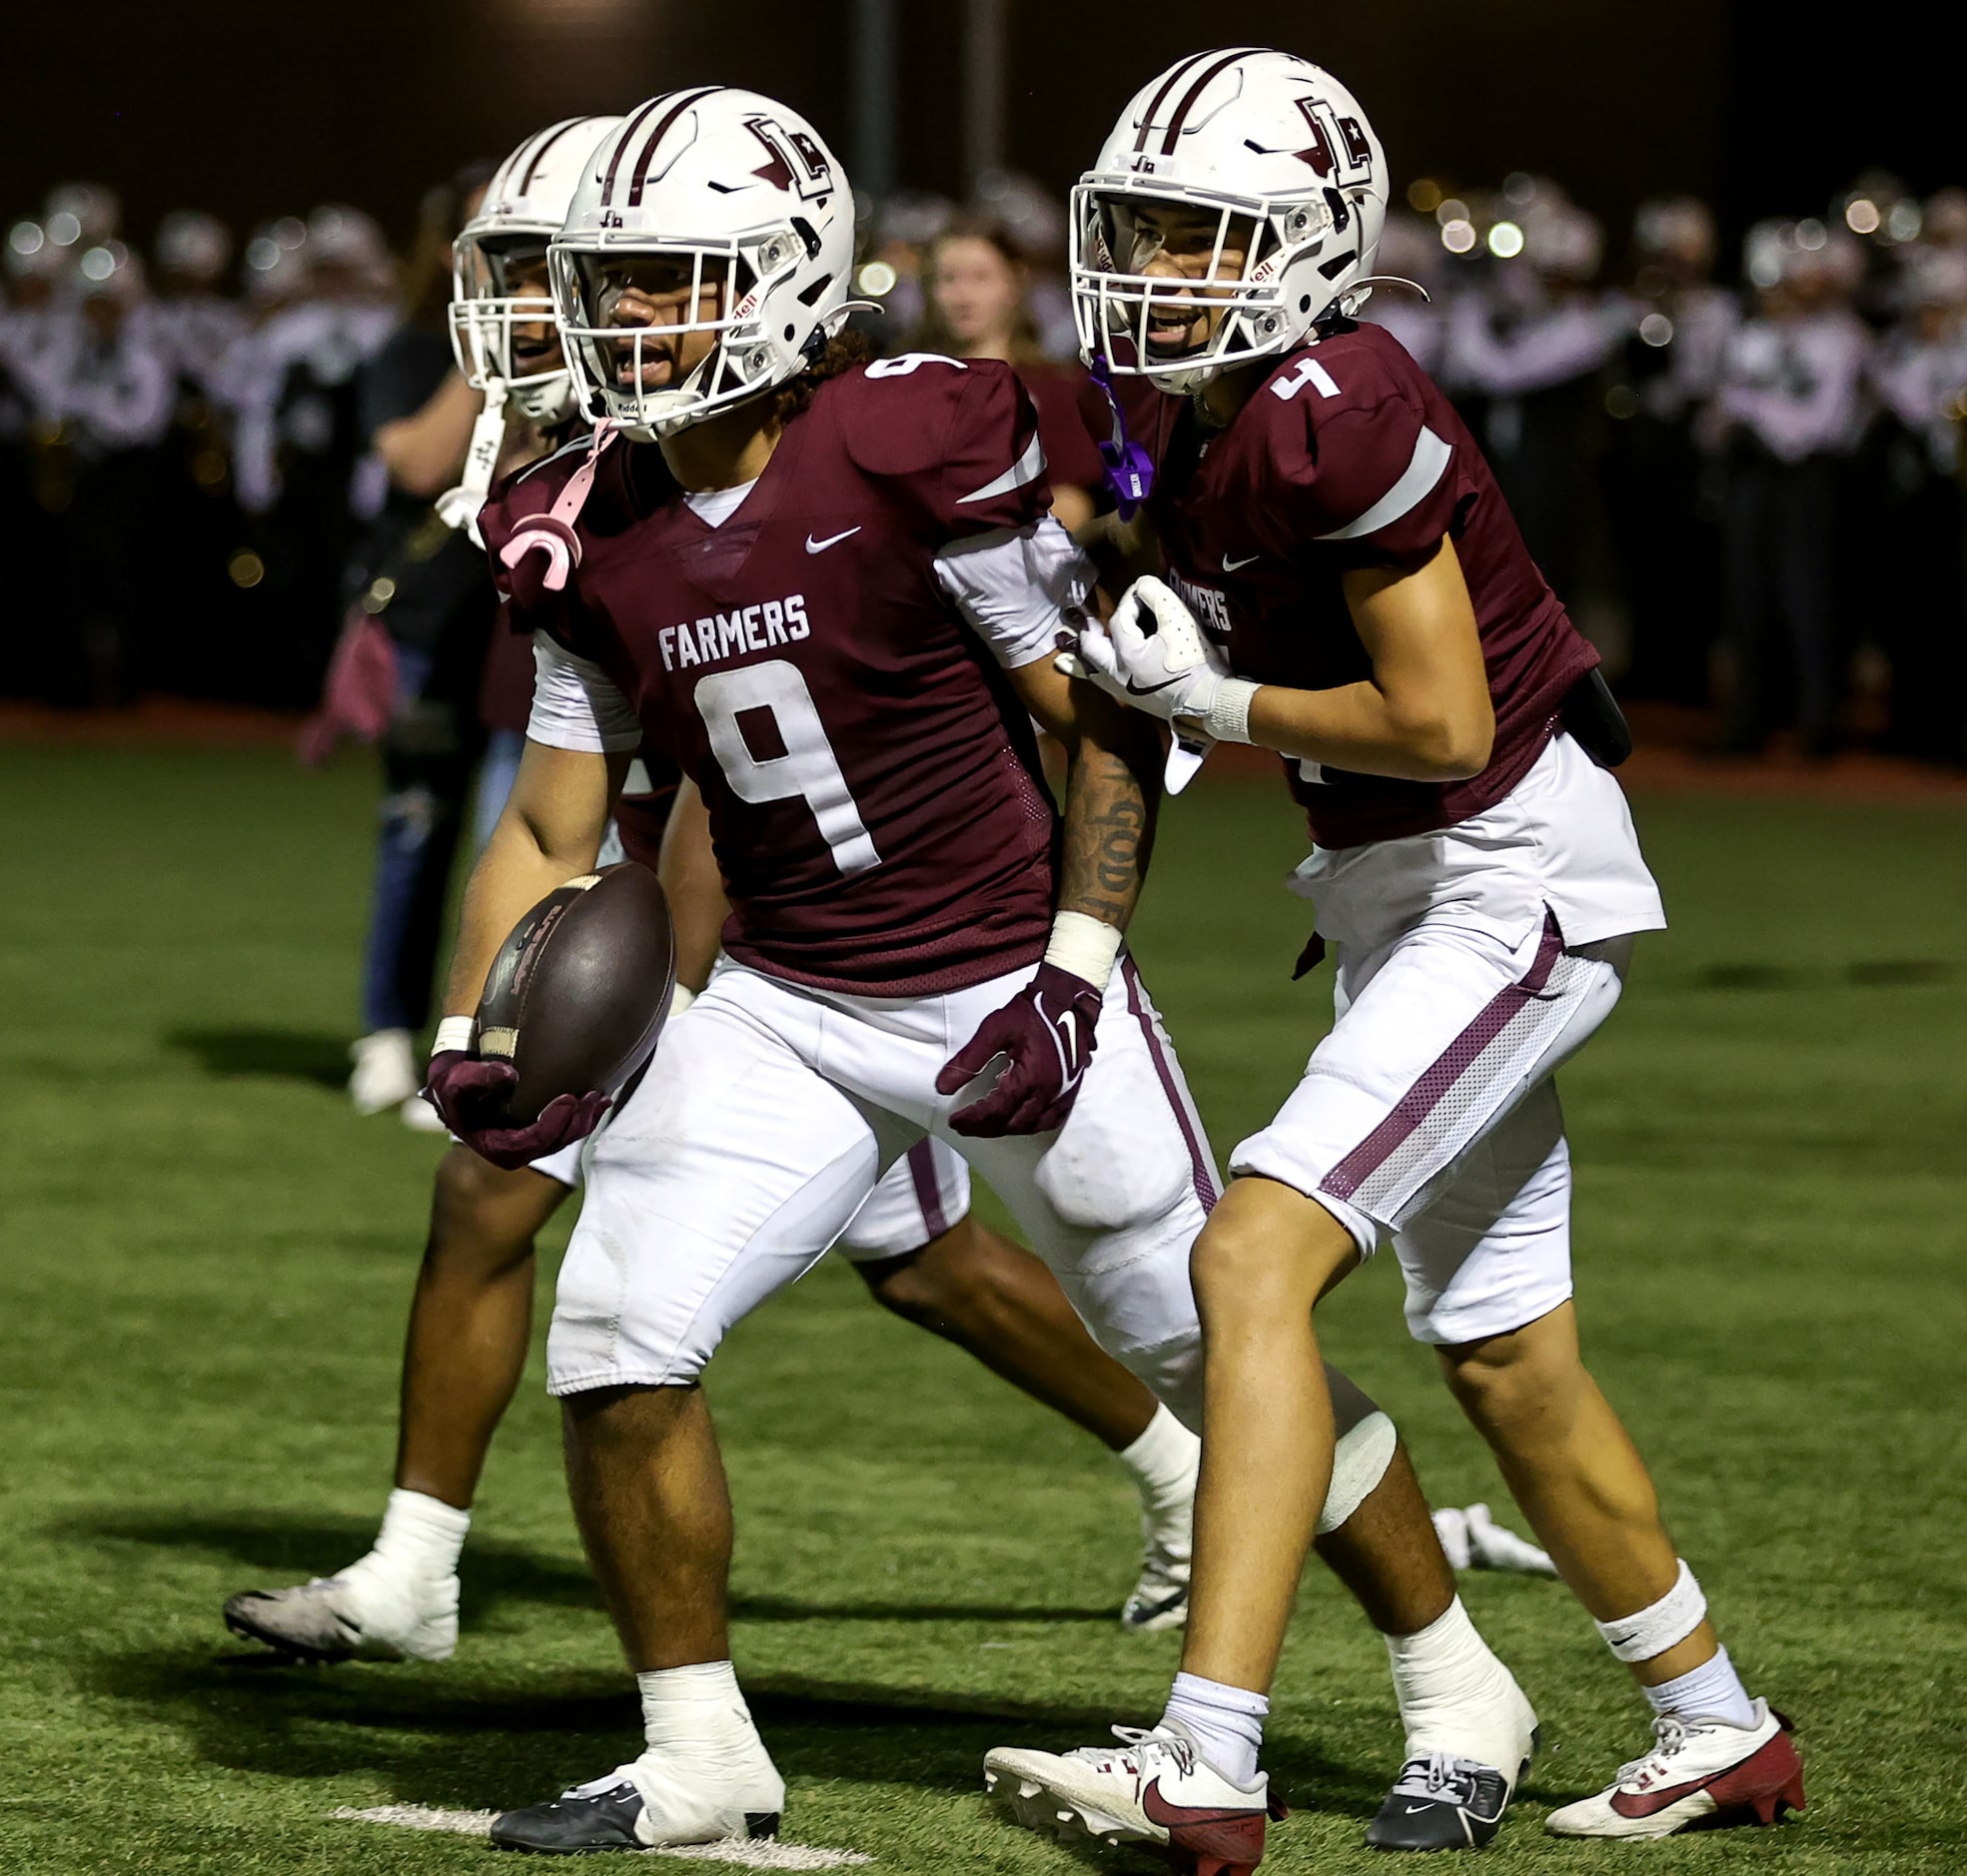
[150,211,248,699]
[1709,221,1871,757]
[344,169,499,1126]
[851,191,952,355]
[218,209,398,704]
[0,222,77,702]
[971,168,1080,362]
[41,241,174,703]
[1444,182,1624,609]
[1863,246,1967,762]
[1602,197,1738,703]
[152,210,246,401]
[911,215,1105,530]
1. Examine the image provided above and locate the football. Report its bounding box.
[474,861,677,1125]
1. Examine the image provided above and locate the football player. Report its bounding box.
[422,89,1531,1855]
[223,118,1207,1665]
[985,50,1803,1868]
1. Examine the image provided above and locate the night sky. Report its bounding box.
[6,1,1959,264]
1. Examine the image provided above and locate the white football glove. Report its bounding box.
[1056,576,1258,794]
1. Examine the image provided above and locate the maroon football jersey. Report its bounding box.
[1113,322,1597,848]
[1019,361,1107,502]
[482,357,1062,996]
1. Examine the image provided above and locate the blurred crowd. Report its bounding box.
[4,165,1967,763]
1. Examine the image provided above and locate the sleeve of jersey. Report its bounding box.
[479,463,596,656]
[932,518,1093,669]
[934,360,1055,539]
[526,632,642,754]
[1277,365,1461,568]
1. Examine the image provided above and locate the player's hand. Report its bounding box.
[935,963,1104,1137]
[423,1049,610,1172]
[1062,576,1228,726]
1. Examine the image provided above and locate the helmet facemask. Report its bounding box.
[551,222,822,442]
[1071,181,1349,394]
[450,233,577,425]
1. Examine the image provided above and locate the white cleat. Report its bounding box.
[399,1092,450,1134]
[985,1719,1279,1875]
[491,1741,786,1853]
[1121,1511,1191,1632]
[223,1552,459,1663]
[1431,1501,1558,1576]
[349,1029,421,1116]
[1544,1701,1805,1840]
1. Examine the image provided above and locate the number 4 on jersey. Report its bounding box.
[695,660,882,874]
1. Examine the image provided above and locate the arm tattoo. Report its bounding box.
[1059,740,1159,931]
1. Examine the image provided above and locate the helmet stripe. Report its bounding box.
[1132,51,1216,153]
[626,86,726,208]
[600,96,672,207]
[517,118,583,195]
[1158,47,1263,156]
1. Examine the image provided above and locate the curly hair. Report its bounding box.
[771,329,873,426]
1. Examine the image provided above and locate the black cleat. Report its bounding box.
[492,1778,650,1855]
[1365,1752,1514,1851]
[491,1771,781,1855]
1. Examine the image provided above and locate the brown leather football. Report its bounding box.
[475,862,677,1126]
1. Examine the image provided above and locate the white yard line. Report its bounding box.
[330,1806,871,1868]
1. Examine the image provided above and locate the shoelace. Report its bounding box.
[1387,1752,1486,1806]
[1617,1714,1691,1788]
[1068,1725,1196,1778]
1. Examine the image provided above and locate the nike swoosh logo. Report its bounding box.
[805,526,861,553]
[1052,1010,1085,1092]
[1223,551,1260,571]
[1124,673,1184,696]
[1608,1772,1726,1818]
[1140,1781,1265,1833]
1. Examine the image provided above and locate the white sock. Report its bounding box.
[1115,1406,1200,1515]
[1386,1596,1505,1739]
[637,1661,759,1755]
[1160,1671,1267,1787]
[366,1488,470,1581]
[1642,1645,1756,1729]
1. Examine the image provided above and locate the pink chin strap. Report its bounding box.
[497,424,619,603]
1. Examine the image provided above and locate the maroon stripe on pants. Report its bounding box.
[1320,911,1564,1204]
[905,1139,949,1241]
[1122,955,1217,1216]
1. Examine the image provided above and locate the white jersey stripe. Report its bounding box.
[955,431,1047,504]
[1316,425,1453,541]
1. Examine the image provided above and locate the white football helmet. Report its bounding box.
[550,87,857,440]
[1071,49,1388,393]
[452,117,623,425]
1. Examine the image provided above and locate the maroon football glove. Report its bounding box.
[936,963,1104,1138]
[423,1051,611,1172]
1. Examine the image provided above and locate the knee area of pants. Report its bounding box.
[1035,1113,1188,1233]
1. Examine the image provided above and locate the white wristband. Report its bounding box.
[434,1015,478,1057]
[669,984,696,1016]
[1043,909,1123,988]
[1203,676,1260,746]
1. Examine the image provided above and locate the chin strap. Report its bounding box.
[496,421,620,604]
[436,380,509,547]
[1339,274,1434,319]
[1088,356,1155,519]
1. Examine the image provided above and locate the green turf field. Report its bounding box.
[2,741,1964,1874]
